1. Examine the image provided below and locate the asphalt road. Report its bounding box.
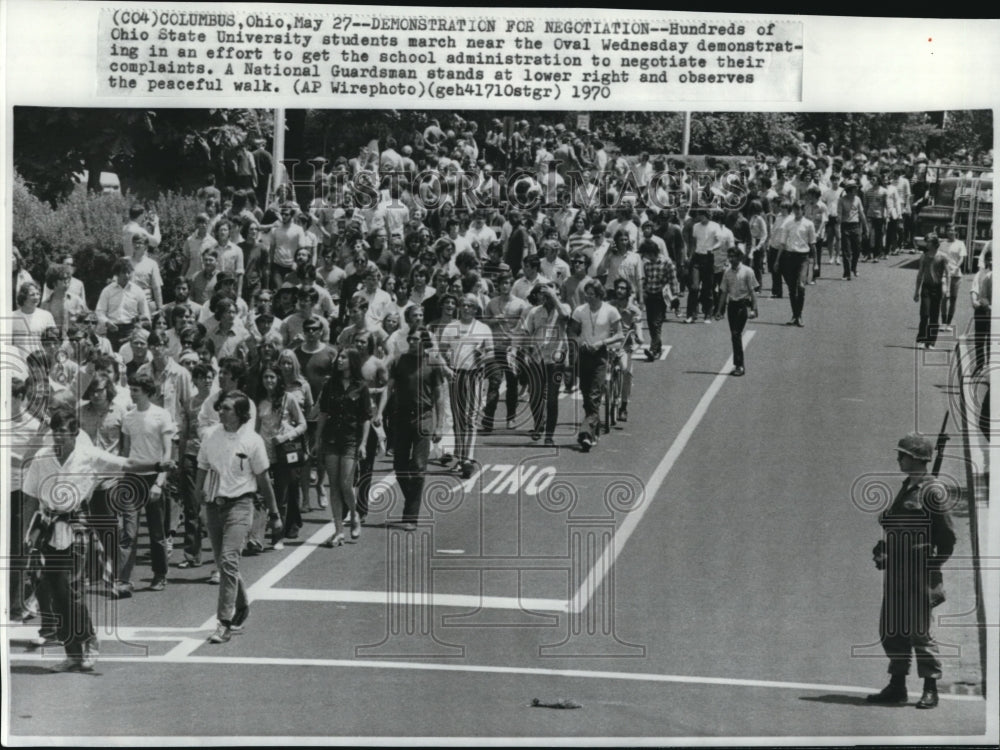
[5,255,991,742]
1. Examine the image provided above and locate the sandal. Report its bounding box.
[323,532,345,548]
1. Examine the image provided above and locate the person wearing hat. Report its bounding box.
[867,432,955,708]
[837,180,869,279]
[438,293,493,478]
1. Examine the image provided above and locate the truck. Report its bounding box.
[913,164,993,271]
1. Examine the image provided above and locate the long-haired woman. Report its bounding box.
[256,363,306,548]
[314,347,371,546]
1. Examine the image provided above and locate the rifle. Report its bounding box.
[931,410,950,478]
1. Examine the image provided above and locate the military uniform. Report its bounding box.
[876,474,955,679]
[868,432,956,709]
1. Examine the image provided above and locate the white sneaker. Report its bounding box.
[208,623,231,644]
[273,540,285,551]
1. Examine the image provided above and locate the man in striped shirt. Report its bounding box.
[639,237,680,361]
[862,172,888,262]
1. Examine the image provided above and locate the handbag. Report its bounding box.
[275,394,305,466]
[277,437,304,466]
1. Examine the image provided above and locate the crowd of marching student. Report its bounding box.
[7,113,993,660]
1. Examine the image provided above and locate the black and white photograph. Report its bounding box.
[4,102,994,741]
[1,5,998,747]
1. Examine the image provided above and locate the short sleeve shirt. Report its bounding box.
[197,424,269,498]
[720,264,757,302]
[122,404,176,471]
[318,378,373,443]
[572,302,621,348]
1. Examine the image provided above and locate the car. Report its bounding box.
[73,170,122,194]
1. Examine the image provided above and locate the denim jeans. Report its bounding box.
[179,455,204,564]
[205,494,253,624]
[779,252,808,320]
[482,348,518,429]
[578,349,607,441]
[527,359,562,438]
[918,286,943,346]
[644,292,666,356]
[41,533,96,659]
[392,415,432,523]
[686,252,715,318]
[726,300,749,369]
[841,223,863,276]
[116,474,168,585]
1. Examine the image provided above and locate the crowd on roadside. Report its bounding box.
[6,113,993,663]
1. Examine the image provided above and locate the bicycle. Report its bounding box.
[602,342,627,434]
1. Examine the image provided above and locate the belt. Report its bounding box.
[214,492,256,504]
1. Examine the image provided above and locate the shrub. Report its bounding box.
[12,171,205,308]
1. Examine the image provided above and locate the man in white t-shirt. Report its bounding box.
[267,203,308,286]
[465,209,498,261]
[938,223,968,329]
[776,201,817,327]
[569,279,623,451]
[119,373,177,594]
[122,203,161,257]
[686,209,723,323]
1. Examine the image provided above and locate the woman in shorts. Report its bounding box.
[314,348,372,547]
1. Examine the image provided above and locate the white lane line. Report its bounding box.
[254,588,568,612]
[163,520,336,658]
[6,625,206,642]
[659,345,672,361]
[6,651,981,702]
[569,331,756,615]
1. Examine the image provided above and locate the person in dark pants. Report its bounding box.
[570,280,623,451]
[378,328,447,530]
[23,408,174,671]
[775,201,816,327]
[766,202,790,298]
[714,247,758,376]
[519,281,572,445]
[639,237,679,361]
[119,373,176,593]
[914,233,950,350]
[684,209,720,323]
[970,247,992,373]
[482,270,529,431]
[354,329,389,524]
[867,433,955,709]
[838,180,868,280]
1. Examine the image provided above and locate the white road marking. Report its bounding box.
[659,345,672,361]
[569,332,756,615]
[7,625,204,641]
[163,520,337,658]
[6,651,981,702]
[253,587,568,612]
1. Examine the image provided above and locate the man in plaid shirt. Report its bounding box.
[638,237,680,361]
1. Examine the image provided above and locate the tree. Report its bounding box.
[13,107,273,205]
